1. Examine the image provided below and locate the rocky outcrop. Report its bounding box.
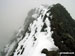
[41,49,59,56]
[50,4,75,52]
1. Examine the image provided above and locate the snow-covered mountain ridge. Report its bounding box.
[13,4,58,56]
[2,4,59,56]
[1,3,75,56]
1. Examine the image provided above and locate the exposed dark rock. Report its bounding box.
[20,45,23,49]
[50,3,75,55]
[41,49,59,56]
[34,37,37,41]
[21,48,25,55]
[41,23,47,32]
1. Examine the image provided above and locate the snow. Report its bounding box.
[50,15,53,19]
[32,14,38,18]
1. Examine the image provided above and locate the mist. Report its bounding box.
[0,0,75,52]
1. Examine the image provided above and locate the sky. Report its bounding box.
[0,0,75,51]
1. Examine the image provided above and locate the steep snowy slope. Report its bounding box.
[13,5,58,56]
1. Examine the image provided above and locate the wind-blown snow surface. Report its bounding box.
[6,5,58,56]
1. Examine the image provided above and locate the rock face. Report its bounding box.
[41,49,59,56]
[1,4,75,56]
[50,4,75,52]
